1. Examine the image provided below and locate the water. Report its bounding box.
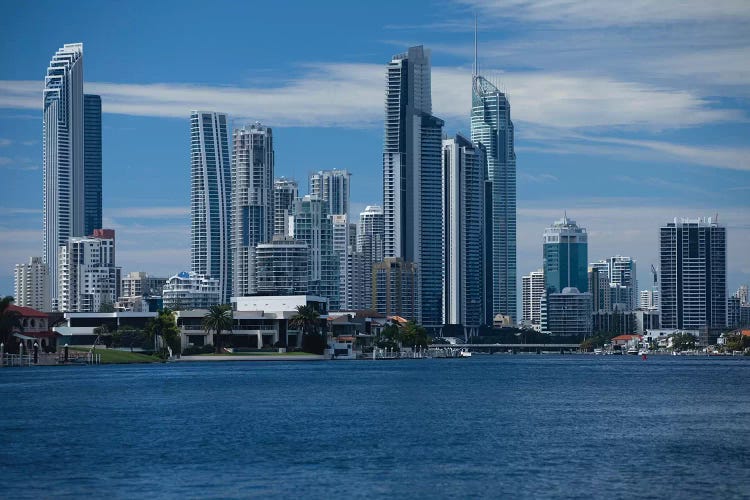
[2,356,749,499]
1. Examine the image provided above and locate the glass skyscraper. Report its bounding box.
[83,94,102,236]
[543,216,588,294]
[309,169,351,217]
[190,111,232,304]
[232,123,274,297]
[471,75,517,321]
[382,45,444,326]
[44,43,100,309]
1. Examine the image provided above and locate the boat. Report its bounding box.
[593,348,603,355]
[458,348,472,358]
[626,347,639,355]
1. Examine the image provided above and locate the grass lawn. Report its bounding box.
[70,348,162,364]
[197,351,317,356]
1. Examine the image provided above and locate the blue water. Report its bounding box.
[2,356,749,499]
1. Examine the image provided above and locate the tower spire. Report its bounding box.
[473,14,478,77]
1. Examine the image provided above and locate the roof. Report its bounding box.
[388,315,409,325]
[7,304,47,318]
[611,334,641,341]
[742,330,750,337]
[14,331,60,340]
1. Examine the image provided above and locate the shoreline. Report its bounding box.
[175,354,326,362]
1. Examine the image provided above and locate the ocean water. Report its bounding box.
[1,355,749,499]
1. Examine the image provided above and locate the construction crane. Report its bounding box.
[650,264,658,286]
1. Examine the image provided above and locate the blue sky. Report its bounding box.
[1,0,749,307]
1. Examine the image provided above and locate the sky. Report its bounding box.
[1,0,749,313]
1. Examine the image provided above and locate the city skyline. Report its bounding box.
[1,1,749,313]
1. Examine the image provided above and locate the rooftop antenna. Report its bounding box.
[473,13,478,77]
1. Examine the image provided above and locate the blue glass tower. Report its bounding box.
[543,216,588,294]
[83,94,102,236]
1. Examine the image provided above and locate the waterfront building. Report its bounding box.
[4,305,57,353]
[660,217,726,329]
[634,309,660,334]
[190,111,231,303]
[14,257,50,312]
[58,230,118,312]
[54,311,157,346]
[273,177,298,237]
[254,236,309,296]
[521,269,544,331]
[471,67,517,322]
[309,169,351,216]
[232,122,274,297]
[382,45,444,326]
[292,196,339,310]
[162,272,220,310]
[43,43,102,307]
[372,258,419,322]
[442,134,489,328]
[543,216,588,294]
[544,287,593,337]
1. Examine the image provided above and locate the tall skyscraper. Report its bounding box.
[660,217,726,329]
[191,111,232,303]
[309,169,351,216]
[471,52,517,321]
[14,257,50,311]
[232,122,274,297]
[357,205,384,260]
[442,134,488,328]
[543,216,588,294]
[522,269,545,330]
[292,195,339,310]
[382,45,444,325]
[83,94,102,236]
[331,214,350,311]
[44,43,102,308]
[273,177,298,237]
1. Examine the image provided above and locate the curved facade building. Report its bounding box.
[471,75,517,321]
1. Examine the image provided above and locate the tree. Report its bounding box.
[117,325,146,352]
[672,332,696,351]
[401,321,430,348]
[98,301,115,313]
[145,309,182,355]
[290,305,326,354]
[202,304,233,354]
[0,296,23,353]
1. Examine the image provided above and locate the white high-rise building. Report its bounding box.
[442,134,489,328]
[309,169,351,216]
[14,257,50,311]
[255,236,309,296]
[330,214,350,311]
[44,43,101,308]
[639,289,660,310]
[163,272,220,310]
[273,177,298,237]
[58,231,117,312]
[382,45,444,325]
[357,205,384,260]
[232,123,274,297]
[736,285,749,305]
[608,256,638,310]
[190,111,231,303]
[522,269,545,330]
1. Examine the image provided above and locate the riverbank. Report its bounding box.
[176,353,326,362]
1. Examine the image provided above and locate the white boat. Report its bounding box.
[626,347,639,355]
[458,349,472,358]
[593,348,603,355]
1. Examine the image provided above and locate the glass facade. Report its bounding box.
[83,94,102,236]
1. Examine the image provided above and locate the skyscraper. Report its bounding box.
[382,45,444,325]
[292,195,339,310]
[273,177,298,237]
[14,257,50,312]
[232,122,274,297]
[309,169,351,216]
[44,43,99,308]
[190,111,232,303]
[331,214,350,311]
[522,269,545,330]
[543,216,588,294]
[442,134,488,328]
[58,230,117,312]
[471,59,517,321]
[255,236,309,296]
[83,94,102,236]
[660,217,726,329]
[357,205,384,260]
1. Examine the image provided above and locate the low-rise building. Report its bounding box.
[162,272,221,310]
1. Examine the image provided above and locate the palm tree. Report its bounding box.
[290,305,320,336]
[0,296,23,353]
[203,304,233,354]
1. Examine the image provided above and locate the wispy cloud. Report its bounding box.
[107,206,190,219]
[519,172,558,183]
[0,138,11,147]
[458,0,750,26]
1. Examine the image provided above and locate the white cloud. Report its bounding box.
[459,0,750,26]
[0,138,11,147]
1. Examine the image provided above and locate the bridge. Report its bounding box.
[429,343,581,352]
